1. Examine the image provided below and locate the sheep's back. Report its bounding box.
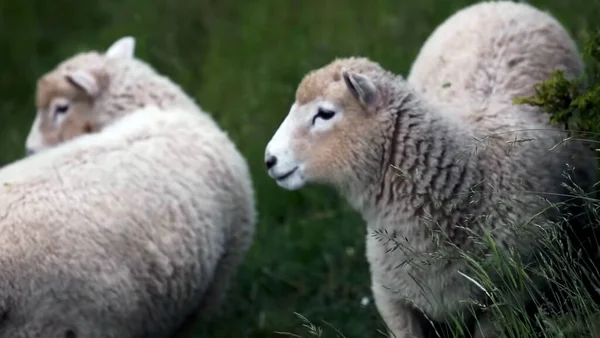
[0,106,252,337]
[407,1,582,109]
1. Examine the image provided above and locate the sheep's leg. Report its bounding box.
[373,285,425,338]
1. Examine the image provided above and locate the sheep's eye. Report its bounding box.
[312,108,336,125]
[54,104,69,115]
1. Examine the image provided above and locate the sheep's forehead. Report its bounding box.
[295,57,383,105]
[295,65,344,105]
[35,74,78,110]
[35,52,104,110]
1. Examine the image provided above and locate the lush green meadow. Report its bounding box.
[1,0,600,337]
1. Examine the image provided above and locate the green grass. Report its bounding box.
[1,0,600,337]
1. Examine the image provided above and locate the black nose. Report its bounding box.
[265,155,277,169]
[25,148,35,156]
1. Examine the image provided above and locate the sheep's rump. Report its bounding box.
[407,1,583,107]
[0,106,252,337]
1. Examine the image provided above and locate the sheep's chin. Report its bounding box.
[274,167,306,190]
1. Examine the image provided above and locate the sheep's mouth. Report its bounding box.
[275,167,298,181]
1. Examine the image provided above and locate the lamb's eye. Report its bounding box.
[312,108,336,125]
[55,104,69,115]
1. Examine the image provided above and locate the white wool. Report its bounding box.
[407,0,583,110]
[0,105,256,337]
[14,35,257,337]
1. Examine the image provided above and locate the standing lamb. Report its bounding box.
[6,36,256,337]
[263,2,597,338]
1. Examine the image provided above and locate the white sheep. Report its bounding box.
[263,2,597,337]
[407,1,583,109]
[8,37,256,337]
[0,104,256,338]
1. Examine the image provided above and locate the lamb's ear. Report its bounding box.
[105,36,136,59]
[65,69,107,97]
[342,69,378,108]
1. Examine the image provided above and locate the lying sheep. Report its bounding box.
[263,3,597,337]
[0,104,256,338]
[8,37,256,337]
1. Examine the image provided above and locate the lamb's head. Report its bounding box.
[25,36,136,155]
[265,57,396,192]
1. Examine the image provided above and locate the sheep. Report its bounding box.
[25,36,204,155]
[410,1,600,322]
[263,3,597,337]
[10,36,256,337]
[406,1,583,110]
[0,104,255,338]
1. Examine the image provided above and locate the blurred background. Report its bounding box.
[1,0,599,337]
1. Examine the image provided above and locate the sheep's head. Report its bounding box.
[265,57,389,191]
[25,36,136,155]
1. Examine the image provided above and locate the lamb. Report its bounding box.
[5,36,256,337]
[263,2,597,337]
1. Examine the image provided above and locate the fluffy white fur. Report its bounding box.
[0,105,255,338]
[407,1,583,109]
[264,2,597,337]
[15,36,256,337]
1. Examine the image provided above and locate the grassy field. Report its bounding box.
[1,0,600,337]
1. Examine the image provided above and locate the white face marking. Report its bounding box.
[265,99,342,190]
[24,96,73,156]
[25,113,44,155]
[265,102,305,190]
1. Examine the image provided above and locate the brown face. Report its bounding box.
[25,73,94,154]
[265,58,382,190]
[24,65,109,155]
[24,36,136,156]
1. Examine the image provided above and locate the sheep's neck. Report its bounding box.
[353,95,482,230]
[106,62,201,117]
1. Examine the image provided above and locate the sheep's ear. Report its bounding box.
[105,36,136,59]
[65,70,103,97]
[342,69,378,108]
